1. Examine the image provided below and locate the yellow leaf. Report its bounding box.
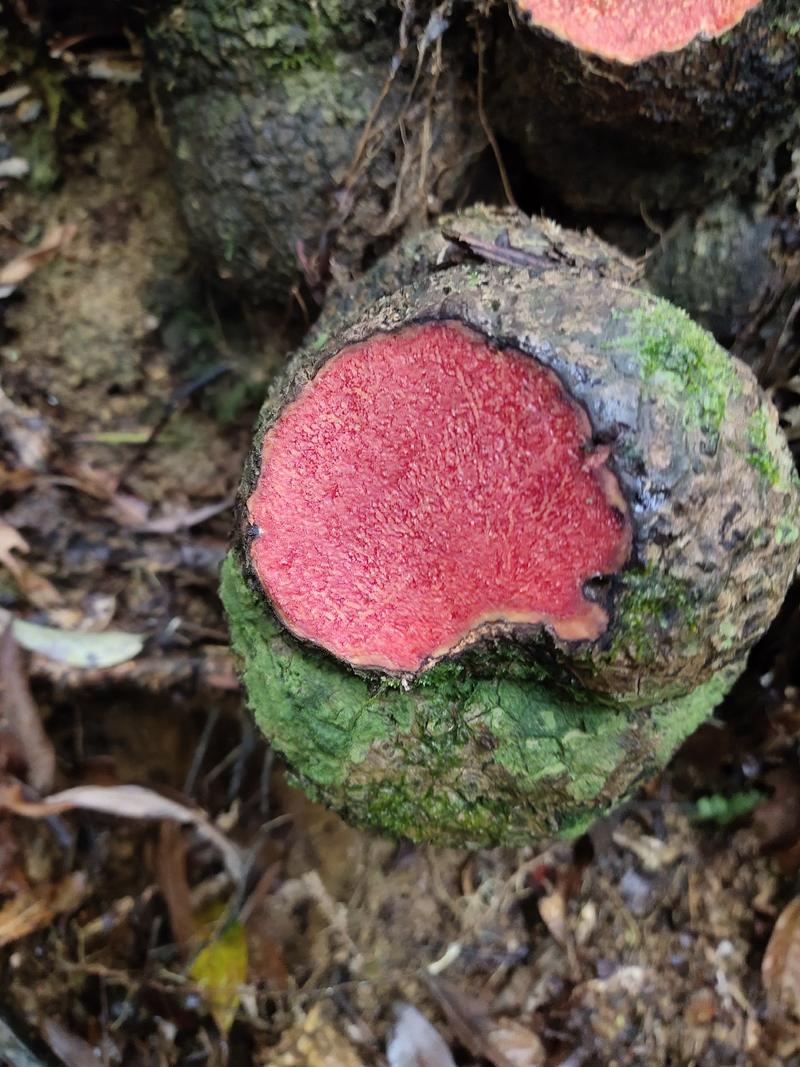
[189,920,248,1035]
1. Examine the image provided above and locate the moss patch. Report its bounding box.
[746,409,781,485]
[156,0,366,78]
[775,515,800,546]
[618,296,741,445]
[221,553,738,847]
[745,408,799,498]
[609,564,699,663]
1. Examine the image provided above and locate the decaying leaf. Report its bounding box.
[189,919,248,1036]
[763,896,800,1016]
[0,607,144,668]
[0,383,51,470]
[0,625,56,793]
[426,978,543,1067]
[0,783,244,881]
[270,1003,366,1067]
[0,872,88,947]
[0,520,60,609]
[0,224,77,293]
[155,820,195,955]
[42,1018,119,1067]
[387,1004,457,1067]
[538,888,567,946]
[483,1021,546,1067]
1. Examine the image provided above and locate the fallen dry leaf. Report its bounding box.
[25,647,237,692]
[484,1020,546,1067]
[0,815,29,895]
[685,988,717,1027]
[3,612,144,668]
[612,829,682,872]
[0,383,51,469]
[0,223,77,290]
[0,519,60,609]
[85,56,143,83]
[426,979,534,1067]
[387,1003,457,1067]
[538,888,567,946]
[0,465,36,493]
[0,783,245,881]
[0,520,30,561]
[0,625,56,793]
[0,871,88,947]
[124,497,234,535]
[0,158,29,180]
[105,491,149,525]
[583,965,653,998]
[42,1018,119,1067]
[0,85,31,109]
[752,767,800,853]
[763,896,800,1016]
[241,862,290,991]
[155,820,195,955]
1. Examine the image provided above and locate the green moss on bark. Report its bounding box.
[616,297,741,444]
[608,565,699,665]
[152,0,368,80]
[221,553,738,847]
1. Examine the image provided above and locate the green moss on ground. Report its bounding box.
[221,554,738,847]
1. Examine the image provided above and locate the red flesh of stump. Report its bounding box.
[517,0,761,64]
[248,321,631,674]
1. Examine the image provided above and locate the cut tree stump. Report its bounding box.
[221,206,800,847]
[488,0,800,216]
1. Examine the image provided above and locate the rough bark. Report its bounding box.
[644,197,799,382]
[644,199,783,346]
[147,0,482,304]
[488,0,800,216]
[222,206,800,847]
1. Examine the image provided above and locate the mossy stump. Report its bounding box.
[221,207,800,848]
[148,0,480,304]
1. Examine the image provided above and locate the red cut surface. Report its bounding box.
[248,321,631,673]
[517,0,760,63]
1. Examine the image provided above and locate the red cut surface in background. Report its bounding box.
[516,0,759,63]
